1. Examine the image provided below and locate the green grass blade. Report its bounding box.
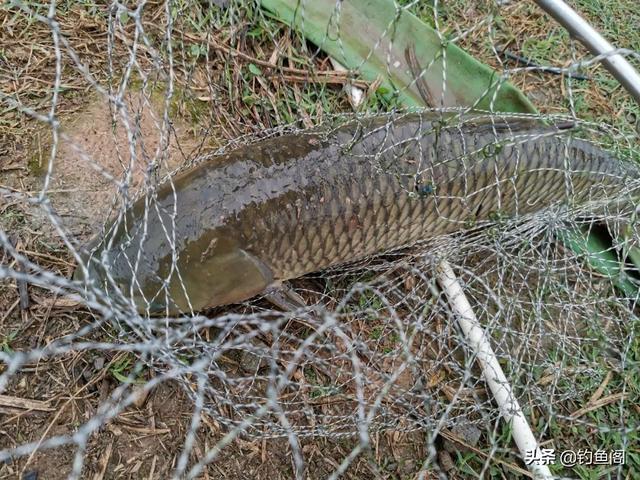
[627,245,640,272]
[621,225,640,279]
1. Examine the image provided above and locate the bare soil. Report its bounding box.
[11,90,201,240]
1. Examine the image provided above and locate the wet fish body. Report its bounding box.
[81,113,634,313]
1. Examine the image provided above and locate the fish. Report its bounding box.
[75,112,636,314]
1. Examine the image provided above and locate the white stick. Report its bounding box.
[436,260,553,479]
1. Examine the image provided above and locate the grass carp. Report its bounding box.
[76,113,636,314]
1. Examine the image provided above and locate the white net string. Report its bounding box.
[1,1,639,478]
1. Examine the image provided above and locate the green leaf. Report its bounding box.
[248,63,263,76]
[242,94,258,105]
[627,245,640,273]
[261,0,536,113]
[111,369,134,384]
[622,224,640,275]
[189,44,202,58]
[557,226,638,298]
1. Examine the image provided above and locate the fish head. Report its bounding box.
[74,224,275,316]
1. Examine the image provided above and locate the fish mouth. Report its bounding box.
[73,248,109,290]
[126,293,180,316]
[75,271,175,316]
[73,251,140,311]
[72,250,180,315]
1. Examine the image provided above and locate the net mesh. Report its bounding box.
[1,0,639,478]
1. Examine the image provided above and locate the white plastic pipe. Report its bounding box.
[436,260,553,479]
[534,0,640,105]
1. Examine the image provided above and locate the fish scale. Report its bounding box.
[76,113,637,314]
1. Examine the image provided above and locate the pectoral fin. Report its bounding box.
[166,245,275,313]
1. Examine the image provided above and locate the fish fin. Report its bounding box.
[164,246,275,312]
[462,114,576,134]
[263,282,310,311]
[203,249,275,308]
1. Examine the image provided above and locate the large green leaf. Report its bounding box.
[261,0,537,113]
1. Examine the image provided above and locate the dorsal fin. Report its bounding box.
[459,114,576,135]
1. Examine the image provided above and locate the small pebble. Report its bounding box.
[132,385,151,409]
[384,461,398,472]
[443,418,482,453]
[438,450,455,472]
[399,459,416,475]
[94,357,105,370]
[239,350,265,374]
[452,422,481,447]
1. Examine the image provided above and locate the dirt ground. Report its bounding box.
[6,90,203,239]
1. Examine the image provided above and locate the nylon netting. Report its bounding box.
[1,1,639,478]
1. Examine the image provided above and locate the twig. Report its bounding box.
[147,455,157,480]
[440,429,534,478]
[588,370,612,405]
[405,45,436,106]
[571,392,626,418]
[264,72,369,88]
[113,422,170,435]
[500,49,591,80]
[180,31,360,79]
[0,298,19,324]
[92,441,114,480]
[0,394,54,412]
[9,237,30,311]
